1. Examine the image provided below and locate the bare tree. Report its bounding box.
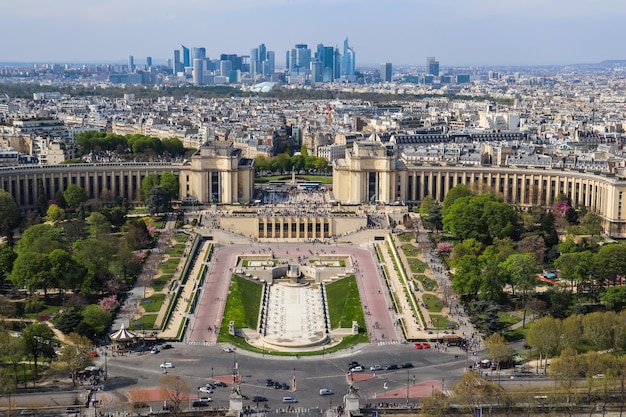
[160,374,189,417]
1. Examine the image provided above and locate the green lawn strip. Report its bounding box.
[415,274,437,291]
[129,314,158,330]
[159,260,180,274]
[23,304,63,320]
[325,275,365,329]
[221,275,262,330]
[422,294,444,312]
[409,262,427,274]
[401,243,420,258]
[141,293,166,313]
[503,326,529,342]
[498,311,522,328]
[386,238,424,326]
[397,233,413,243]
[173,232,189,243]
[428,314,453,330]
[166,243,186,257]
[152,274,172,292]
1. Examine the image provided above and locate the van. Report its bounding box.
[319,389,333,396]
[282,396,298,404]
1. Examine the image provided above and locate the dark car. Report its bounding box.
[274,381,282,389]
[385,364,398,370]
[348,361,360,369]
[161,343,173,349]
[252,396,268,402]
[400,362,413,368]
[214,381,228,387]
[282,383,290,390]
[266,379,274,387]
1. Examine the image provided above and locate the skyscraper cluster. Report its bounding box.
[172,45,253,85]
[286,38,356,83]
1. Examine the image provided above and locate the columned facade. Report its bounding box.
[333,141,626,237]
[0,142,255,211]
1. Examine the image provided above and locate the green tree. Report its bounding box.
[451,254,483,297]
[554,251,594,291]
[52,333,93,386]
[527,316,562,373]
[499,253,539,327]
[549,347,581,402]
[0,330,25,389]
[419,195,436,221]
[484,333,514,372]
[580,210,603,236]
[594,244,626,287]
[10,252,52,294]
[0,190,19,242]
[49,248,85,293]
[141,174,160,200]
[146,186,170,215]
[159,172,179,200]
[21,323,55,379]
[600,286,626,312]
[0,244,16,284]
[15,224,66,256]
[45,204,65,224]
[81,305,112,335]
[63,184,88,209]
[86,212,111,237]
[442,184,473,212]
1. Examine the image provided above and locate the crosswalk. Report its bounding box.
[186,340,215,346]
[377,340,401,346]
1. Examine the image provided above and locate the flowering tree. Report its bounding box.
[99,295,120,312]
[437,242,453,253]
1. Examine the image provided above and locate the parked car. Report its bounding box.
[252,395,268,402]
[349,366,364,372]
[266,379,274,387]
[274,382,282,389]
[87,351,99,357]
[282,383,290,390]
[223,347,234,353]
[160,362,174,368]
[160,343,173,349]
[66,408,80,415]
[319,389,333,396]
[199,386,214,394]
[214,381,227,387]
[370,364,382,371]
[282,397,298,404]
[348,361,360,369]
[385,364,398,370]
[414,343,422,349]
[399,362,413,368]
[150,347,159,354]
[421,342,431,349]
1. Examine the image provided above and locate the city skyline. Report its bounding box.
[1,0,625,66]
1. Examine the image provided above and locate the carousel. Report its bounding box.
[109,324,138,352]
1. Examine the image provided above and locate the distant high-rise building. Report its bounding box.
[220,60,232,77]
[192,47,206,60]
[128,55,135,72]
[182,45,190,67]
[381,62,392,82]
[192,59,204,85]
[173,50,181,74]
[426,56,439,76]
[264,51,275,76]
[288,44,311,76]
[341,38,355,78]
[146,56,152,68]
[250,44,273,77]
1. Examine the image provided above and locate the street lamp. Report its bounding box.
[211,367,214,380]
[232,351,237,383]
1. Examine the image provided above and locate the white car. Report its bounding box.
[199,386,214,394]
[223,347,234,353]
[160,362,174,368]
[349,366,364,373]
[370,364,382,371]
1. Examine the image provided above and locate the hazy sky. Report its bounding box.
[1,0,625,67]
